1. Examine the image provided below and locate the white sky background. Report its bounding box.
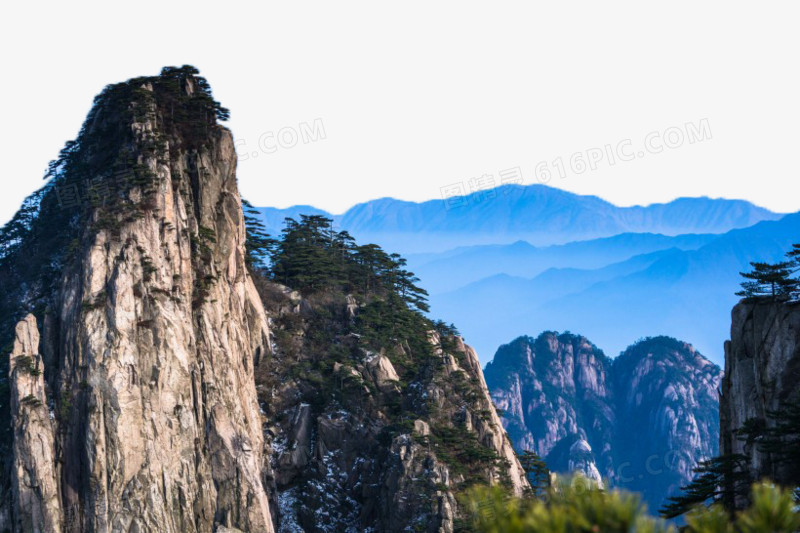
[1,1,799,223]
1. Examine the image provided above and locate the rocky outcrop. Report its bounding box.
[612,336,721,507]
[1,68,274,533]
[485,332,722,511]
[721,300,800,490]
[8,315,62,533]
[451,337,529,497]
[485,334,616,479]
[256,288,528,532]
[567,440,603,487]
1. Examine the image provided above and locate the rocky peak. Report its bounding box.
[485,332,722,512]
[486,332,615,474]
[612,336,721,508]
[0,67,273,533]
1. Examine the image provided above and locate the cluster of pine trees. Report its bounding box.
[263,214,429,310]
[243,207,445,351]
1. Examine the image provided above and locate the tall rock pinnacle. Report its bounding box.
[1,67,275,533]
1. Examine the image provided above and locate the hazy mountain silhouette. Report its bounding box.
[407,233,716,293]
[256,184,779,253]
[432,213,800,364]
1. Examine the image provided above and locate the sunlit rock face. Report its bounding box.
[486,332,721,511]
[0,69,274,533]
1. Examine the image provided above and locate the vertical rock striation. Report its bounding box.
[1,68,274,533]
[9,315,62,533]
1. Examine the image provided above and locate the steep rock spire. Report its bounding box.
[9,315,62,533]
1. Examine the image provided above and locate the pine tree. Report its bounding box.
[387,254,430,313]
[660,454,750,519]
[787,244,800,271]
[241,199,273,270]
[517,449,551,498]
[736,261,799,300]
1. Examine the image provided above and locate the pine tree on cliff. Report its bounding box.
[660,453,750,519]
[387,254,430,313]
[241,199,274,270]
[787,243,800,271]
[736,261,799,301]
[517,450,551,498]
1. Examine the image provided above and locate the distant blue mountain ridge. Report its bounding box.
[255,184,781,254]
[254,183,793,365]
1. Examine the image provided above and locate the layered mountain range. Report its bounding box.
[0,68,527,533]
[256,187,779,254]
[484,332,722,512]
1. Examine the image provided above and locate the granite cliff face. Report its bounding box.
[485,332,721,511]
[8,316,62,533]
[254,286,528,533]
[0,68,274,533]
[482,334,614,485]
[612,337,721,504]
[721,300,800,493]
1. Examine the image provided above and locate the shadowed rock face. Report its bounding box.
[721,300,800,500]
[1,70,274,533]
[485,332,721,511]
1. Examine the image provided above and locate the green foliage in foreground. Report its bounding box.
[463,480,800,533]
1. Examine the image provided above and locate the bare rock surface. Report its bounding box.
[9,315,62,533]
[1,69,274,533]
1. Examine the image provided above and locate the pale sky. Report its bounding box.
[2,1,799,224]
